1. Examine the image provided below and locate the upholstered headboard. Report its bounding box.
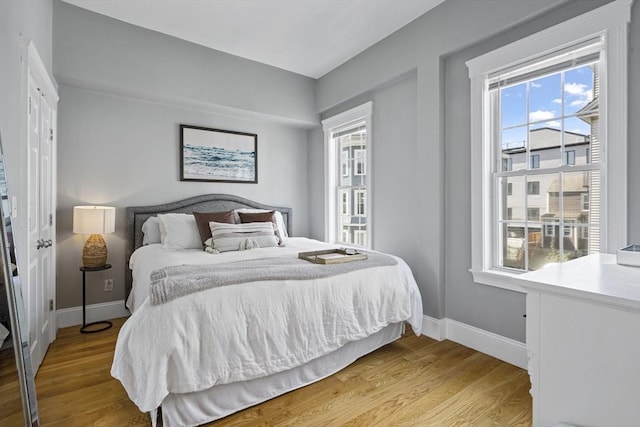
[124,194,292,303]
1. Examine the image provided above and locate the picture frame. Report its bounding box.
[180,124,258,183]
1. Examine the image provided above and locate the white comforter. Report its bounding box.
[111,238,423,413]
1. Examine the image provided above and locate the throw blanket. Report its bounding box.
[149,253,397,305]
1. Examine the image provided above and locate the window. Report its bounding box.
[354,149,366,175]
[341,151,350,177]
[507,207,513,220]
[530,154,540,169]
[581,193,589,211]
[544,223,555,237]
[468,0,630,290]
[527,208,540,221]
[506,183,512,196]
[354,190,366,216]
[322,102,373,249]
[340,190,350,215]
[565,150,576,165]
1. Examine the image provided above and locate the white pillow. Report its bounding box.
[157,213,202,250]
[141,216,161,245]
[233,208,289,238]
[209,221,279,252]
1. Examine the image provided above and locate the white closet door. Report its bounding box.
[25,44,57,372]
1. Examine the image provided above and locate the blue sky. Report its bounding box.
[500,64,595,148]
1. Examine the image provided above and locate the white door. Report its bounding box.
[26,59,56,371]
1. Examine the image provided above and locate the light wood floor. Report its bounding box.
[30,318,532,426]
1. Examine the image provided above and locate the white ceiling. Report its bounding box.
[61,0,445,78]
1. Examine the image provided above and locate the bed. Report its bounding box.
[111,194,423,427]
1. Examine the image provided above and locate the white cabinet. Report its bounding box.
[514,254,640,427]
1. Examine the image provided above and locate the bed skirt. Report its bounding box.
[158,322,404,427]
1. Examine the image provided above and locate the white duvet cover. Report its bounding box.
[111,238,423,414]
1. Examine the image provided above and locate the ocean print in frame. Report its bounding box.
[180,124,258,183]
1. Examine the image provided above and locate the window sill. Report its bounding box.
[469,268,526,293]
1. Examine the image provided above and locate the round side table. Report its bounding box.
[79,264,113,333]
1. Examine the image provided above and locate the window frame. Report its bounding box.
[530,154,540,169]
[565,150,576,166]
[340,189,350,216]
[322,102,373,250]
[354,148,366,176]
[467,0,630,292]
[354,189,366,216]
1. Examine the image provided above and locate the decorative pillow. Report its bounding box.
[209,221,278,252]
[157,213,202,250]
[141,216,161,245]
[234,208,288,242]
[203,238,220,254]
[193,211,235,244]
[237,210,286,246]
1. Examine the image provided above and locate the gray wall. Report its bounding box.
[310,72,419,272]
[312,0,633,342]
[53,1,315,309]
[630,0,640,244]
[0,0,54,286]
[444,0,620,339]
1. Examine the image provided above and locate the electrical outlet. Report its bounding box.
[104,279,114,292]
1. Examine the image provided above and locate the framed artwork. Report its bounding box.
[180,124,258,183]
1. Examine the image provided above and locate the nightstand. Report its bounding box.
[80,264,113,333]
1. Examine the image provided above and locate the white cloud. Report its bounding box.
[552,98,562,104]
[564,82,588,95]
[570,99,588,108]
[564,82,593,110]
[531,82,542,88]
[529,110,556,122]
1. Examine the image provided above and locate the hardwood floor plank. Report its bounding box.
[23,318,533,426]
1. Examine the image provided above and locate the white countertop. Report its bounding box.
[513,254,640,311]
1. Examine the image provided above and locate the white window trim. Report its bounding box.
[322,102,373,249]
[466,0,630,292]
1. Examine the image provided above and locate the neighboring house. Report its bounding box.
[337,129,368,247]
[502,95,598,270]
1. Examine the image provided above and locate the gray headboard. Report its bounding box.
[124,194,292,303]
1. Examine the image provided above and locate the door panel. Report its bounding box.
[26,69,56,371]
[27,75,41,368]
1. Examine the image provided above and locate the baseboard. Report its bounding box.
[421,315,446,341]
[57,300,130,329]
[421,315,527,370]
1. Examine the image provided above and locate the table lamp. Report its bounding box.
[73,206,115,268]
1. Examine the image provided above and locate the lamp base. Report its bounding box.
[82,234,108,268]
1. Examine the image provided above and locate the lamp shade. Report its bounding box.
[73,206,115,235]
